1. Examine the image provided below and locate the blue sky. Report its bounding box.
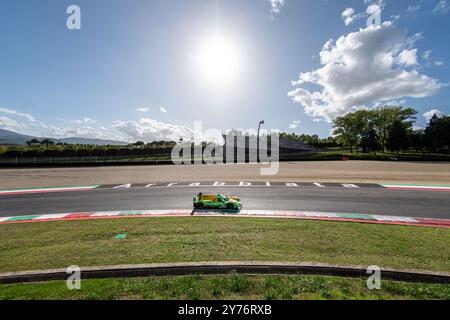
[0,0,449,142]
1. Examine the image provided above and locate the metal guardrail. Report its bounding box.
[1,262,449,284]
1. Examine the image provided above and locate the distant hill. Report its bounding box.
[0,129,36,146]
[0,129,127,146]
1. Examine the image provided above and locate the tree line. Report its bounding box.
[279,133,338,148]
[0,141,177,159]
[333,106,450,154]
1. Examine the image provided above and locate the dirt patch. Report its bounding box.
[1,161,449,188]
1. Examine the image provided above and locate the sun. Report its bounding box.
[194,35,241,87]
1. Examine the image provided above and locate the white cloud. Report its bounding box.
[0,106,198,143]
[137,107,151,113]
[269,0,285,14]
[288,120,301,130]
[288,22,442,122]
[112,118,193,143]
[0,107,35,122]
[45,125,120,141]
[382,99,406,106]
[423,109,445,121]
[434,0,450,14]
[397,49,418,66]
[69,117,97,125]
[0,106,194,143]
[0,108,122,141]
[342,8,357,26]
[0,116,23,131]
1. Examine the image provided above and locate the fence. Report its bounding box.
[0,154,172,165]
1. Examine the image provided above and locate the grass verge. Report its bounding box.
[1,274,449,300]
[282,151,450,161]
[0,217,449,273]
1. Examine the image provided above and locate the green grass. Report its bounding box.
[0,217,449,273]
[1,274,449,300]
[308,151,450,161]
[279,151,450,161]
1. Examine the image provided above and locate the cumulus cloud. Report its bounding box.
[160,107,168,113]
[112,118,193,143]
[288,22,442,122]
[0,106,199,143]
[269,0,284,14]
[397,48,419,66]
[341,8,358,26]
[423,109,445,121]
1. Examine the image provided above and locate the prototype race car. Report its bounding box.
[193,193,242,210]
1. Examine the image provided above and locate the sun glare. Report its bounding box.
[194,35,241,87]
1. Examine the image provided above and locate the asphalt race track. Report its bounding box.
[0,185,449,220]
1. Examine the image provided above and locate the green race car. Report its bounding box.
[193,193,242,210]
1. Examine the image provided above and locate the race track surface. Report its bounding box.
[0,184,449,220]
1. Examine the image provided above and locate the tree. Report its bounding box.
[133,141,145,147]
[333,113,360,153]
[387,120,409,155]
[360,128,380,154]
[352,109,374,153]
[409,129,425,154]
[425,115,450,153]
[26,139,40,146]
[333,106,418,155]
[372,106,417,152]
[41,139,55,146]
